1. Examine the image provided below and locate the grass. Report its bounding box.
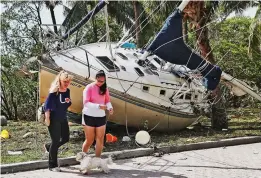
[1,108,260,164]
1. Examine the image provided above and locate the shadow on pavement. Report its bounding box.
[60,166,187,178]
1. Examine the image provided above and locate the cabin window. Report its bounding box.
[179,95,184,99]
[143,68,153,75]
[134,67,144,76]
[133,53,139,58]
[185,94,192,100]
[142,86,149,92]
[151,70,159,76]
[138,58,157,70]
[137,60,146,67]
[153,57,161,65]
[149,63,157,70]
[116,52,128,60]
[194,94,198,100]
[160,90,166,96]
[120,65,126,71]
[96,56,120,72]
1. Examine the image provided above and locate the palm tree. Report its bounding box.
[62,1,134,44]
[61,1,155,47]
[45,0,60,34]
[248,3,261,58]
[44,1,60,34]
[141,1,181,44]
[133,1,141,47]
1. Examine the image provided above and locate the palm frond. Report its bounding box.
[248,4,261,57]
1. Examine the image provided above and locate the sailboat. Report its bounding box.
[37,0,261,132]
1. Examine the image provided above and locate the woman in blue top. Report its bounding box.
[44,70,73,172]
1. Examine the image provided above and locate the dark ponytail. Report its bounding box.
[96,70,107,95]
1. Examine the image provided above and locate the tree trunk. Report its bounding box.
[91,18,98,42]
[75,30,79,45]
[182,18,188,43]
[1,85,13,120]
[49,6,58,34]
[10,89,18,121]
[90,2,98,42]
[184,1,228,130]
[133,1,141,47]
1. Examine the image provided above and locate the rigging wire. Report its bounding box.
[39,0,244,136]
[48,24,227,112]
[123,1,168,44]
[76,2,100,46]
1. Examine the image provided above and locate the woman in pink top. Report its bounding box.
[82,70,113,157]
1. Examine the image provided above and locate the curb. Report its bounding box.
[1,136,260,174]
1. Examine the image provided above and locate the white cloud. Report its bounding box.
[228,6,258,19]
[40,4,65,25]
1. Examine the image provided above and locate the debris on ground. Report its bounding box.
[71,130,83,138]
[152,152,164,157]
[122,136,131,142]
[0,116,7,126]
[106,133,117,143]
[8,151,23,155]
[1,130,10,139]
[23,132,34,138]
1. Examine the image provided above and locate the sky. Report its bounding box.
[1,2,258,26]
[0,2,258,33]
[39,4,258,27]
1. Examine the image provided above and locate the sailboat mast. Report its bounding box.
[178,0,190,11]
[222,72,261,101]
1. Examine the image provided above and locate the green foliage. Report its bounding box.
[71,14,123,46]
[62,1,124,46]
[248,4,261,58]
[1,2,41,121]
[1,1,260,122]
[139,1,180,47]
[210,17,261,88]
[1,1,43,58]
[1,57,38,121]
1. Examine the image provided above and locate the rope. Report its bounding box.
[76,2,99,46]
[104,4,132,138]
[41,1,236,135]
[185,6,213,68]
[53,45,217,113]
[35,26,47,158]
[51,47,208,110]
[53,49,196,134]
[34,63,41,156]
[123,1,168,44]
[104,4,126,93]
[104,4,176,137]
[118,6,226,100]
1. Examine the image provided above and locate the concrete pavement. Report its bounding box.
[1,143,261,178]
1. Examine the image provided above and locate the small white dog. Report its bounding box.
[76,152,113,174]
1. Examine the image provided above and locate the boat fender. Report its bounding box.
[135,130,151,145]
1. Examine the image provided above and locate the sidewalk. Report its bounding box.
[1,143,260,178]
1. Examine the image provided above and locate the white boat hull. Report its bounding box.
[39,67,198,132]
[39,42,210,132]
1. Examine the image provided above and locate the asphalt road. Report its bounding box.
[2,143,261,178]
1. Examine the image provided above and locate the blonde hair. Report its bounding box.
[49,70,73,93]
